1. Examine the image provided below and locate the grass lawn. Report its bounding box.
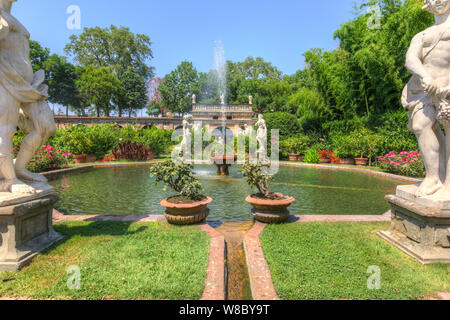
[260,222,449,300]
[0,221,210,300]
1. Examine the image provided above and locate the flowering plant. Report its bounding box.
[377,151,425,178]
[14,145,73,173]
[318,150,342,164]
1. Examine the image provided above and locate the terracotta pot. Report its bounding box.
[354,158,368,166]
[73,154,87,164]
[340,158,355,165]
[147,153,154,161]
[288,153,300,162]
[245,193,295,224]
[160,196,212,225]
[86,154,97,163]
[320,157,331,164]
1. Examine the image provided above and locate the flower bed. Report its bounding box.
[378,151,425,178]
[14,145,73,173]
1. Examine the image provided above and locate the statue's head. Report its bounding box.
[258,114,264,120]
[423,0,450,15]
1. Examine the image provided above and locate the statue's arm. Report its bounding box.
[405,33,430,80]
[0,15,9,40]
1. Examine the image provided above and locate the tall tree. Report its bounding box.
[158,61,199,116]
[64,25,154,80]
[76,66,121,117]
[115,69,147,117]
[44,54,79,116]
[29,40,50,72]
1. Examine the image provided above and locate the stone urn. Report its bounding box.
[354,158,368,166]
[245,193,295,224]
[161,196,212,225]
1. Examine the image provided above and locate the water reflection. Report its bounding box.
[49,165,400,222]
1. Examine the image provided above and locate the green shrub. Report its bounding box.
[52,125,93,155]
[150,161,204,201]
[85,124,120,159]
[304,149,320,164]
[376,110,418,154]
[263,112,301,139]
[240,163,274,197]
[280,134,312,159]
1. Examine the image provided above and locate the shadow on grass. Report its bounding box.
[40,221,148,255]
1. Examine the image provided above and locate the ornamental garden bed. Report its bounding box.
[0,221,210,300]
[260,222,449,300]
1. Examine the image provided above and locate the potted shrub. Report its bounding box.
[281,135,310,162]
[150,161,212,225]
[332,134,355,165]
[241,163,295,223]
[351,128,381,167]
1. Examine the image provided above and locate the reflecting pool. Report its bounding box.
[49,165,401,222]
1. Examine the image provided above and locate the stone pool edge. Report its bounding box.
[52,210,226,301]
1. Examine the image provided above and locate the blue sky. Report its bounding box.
[15,0,360,78]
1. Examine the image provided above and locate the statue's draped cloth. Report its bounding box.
[0,55,48,103]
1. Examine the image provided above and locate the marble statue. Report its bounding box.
[402,0,450,198]
[192,94,196,105]
[220,93,225,105]
[0,0,56,194]
[173,115,192,159]
[0,0,62,272]
[378,0,450,264]
[255,114,267,162]
[249,96,253,105]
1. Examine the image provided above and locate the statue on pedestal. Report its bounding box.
[0,0,61,271]
[256,114,268,162]
[0,0,56,194]
[379,0,450,264]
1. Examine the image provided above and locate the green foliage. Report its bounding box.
[150,161,204,200]
[159,61,199,115]
[280,134,312,159]
[240,163,274,197]
[304,149,321,164]
[76,66,121,117]
[263,112,301,140]
[51,125,93,155]
[115,69,148,117]
[65,25,154,79]
[29,40,50,72]
[376,110,418,153]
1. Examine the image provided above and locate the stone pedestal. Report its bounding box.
[0,183,63,271]
[378,184,450,264]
